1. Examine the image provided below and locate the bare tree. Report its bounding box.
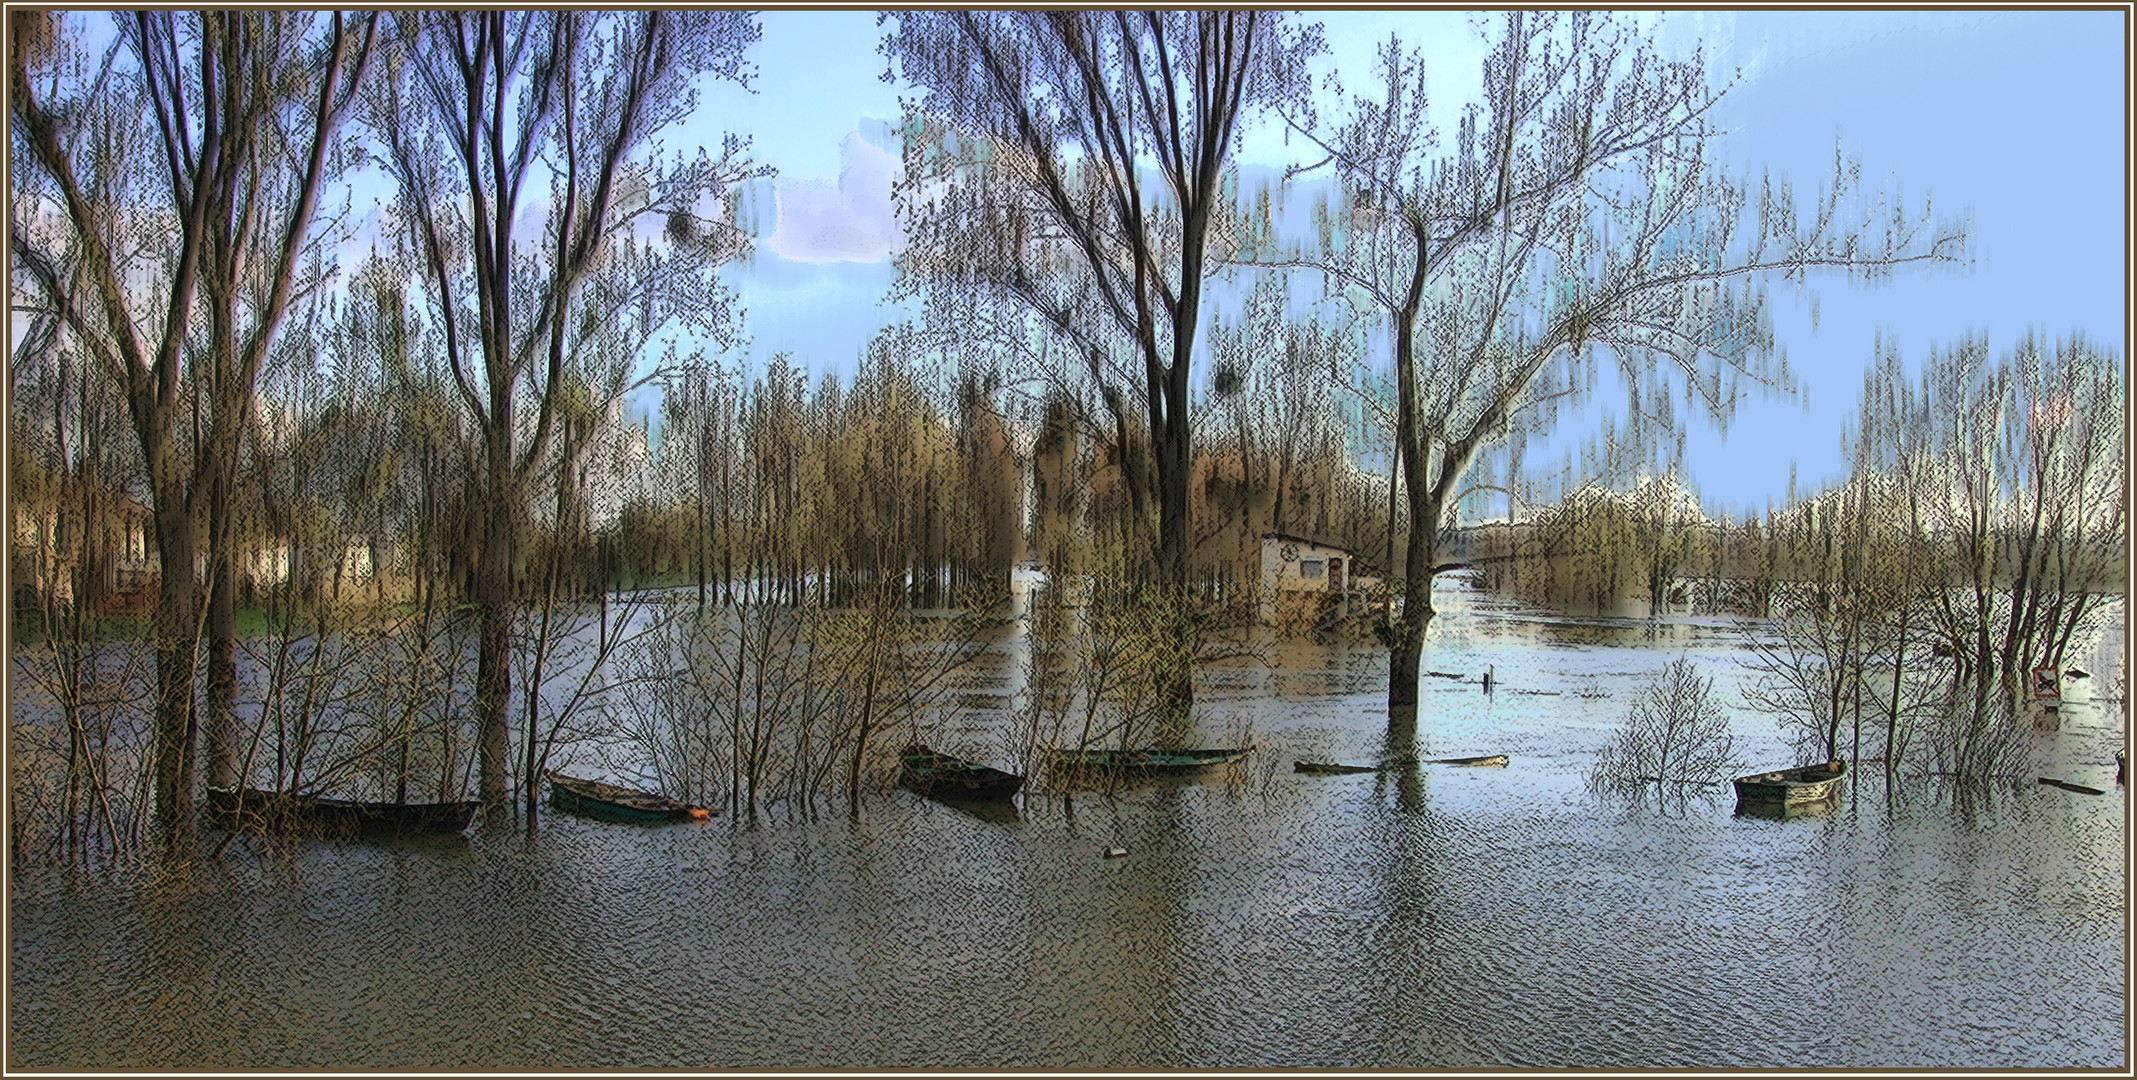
[884,11,1315,721]
[1913,332,2123,707]
[1243,13,1969,711]
[366,10,765,807]
[1589,657,1742,790]
[1736,336,2084,782]
[12,11,380,832]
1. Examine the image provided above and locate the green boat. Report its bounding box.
[207,784,480,837]
[1045,746,1252,775]
[547,773,713,824]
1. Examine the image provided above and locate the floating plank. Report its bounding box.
[2037,777,2106,796]
[1294,761,1381,775]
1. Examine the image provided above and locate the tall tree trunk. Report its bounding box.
[1385,435,1399,578]
[1149,211,1206,732]
[1385,249,1434,712]
[475,487,514,809]
[1388,510,1441,710]
[205,467,237,789]
[1153,417,1196,731]
[149,497,199,836]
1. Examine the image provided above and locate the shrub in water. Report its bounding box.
[1588,657,1742,789]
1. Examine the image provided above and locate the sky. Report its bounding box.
[679,8,2124,522]
[22,9,2122,522]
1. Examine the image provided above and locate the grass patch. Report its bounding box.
[10,597,480,646]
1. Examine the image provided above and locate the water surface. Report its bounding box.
[10,582,2125,1068]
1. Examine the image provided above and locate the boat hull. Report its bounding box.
[1734,797,1837,820]
[207,785,480,837]
[1733,761,1846,808]
[2038,777,2106,796]
[1046,747,1253,776]
[547,773,711,823]
[900,746,1025,800]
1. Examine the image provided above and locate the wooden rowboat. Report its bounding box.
[1733,760,1846,808]
[1045,746,1252,775]
[207,784,480,837]
[1734,798,1835,821]
[900,744,1025,800]
[1431,754,1509,767]
[547,773,713,824]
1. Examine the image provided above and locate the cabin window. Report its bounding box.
[1299,559,1324,580]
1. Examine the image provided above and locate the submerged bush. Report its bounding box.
[1588,658,1742,789]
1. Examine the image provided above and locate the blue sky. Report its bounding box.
[683,9,2123,520]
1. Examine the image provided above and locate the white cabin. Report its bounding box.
[1257,532,1383,625]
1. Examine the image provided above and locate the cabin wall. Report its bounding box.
[1257,535,1372,625]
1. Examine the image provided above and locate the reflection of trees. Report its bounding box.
[1009,586,1222,787]
[615,596,993,820]
[1380,706,1427,813]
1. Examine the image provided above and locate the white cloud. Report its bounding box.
[766,128,901,265]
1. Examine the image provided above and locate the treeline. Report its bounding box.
[10,331,1398,626]
[1479,331,2123,764]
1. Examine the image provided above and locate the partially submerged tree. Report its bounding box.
[12,11,380,832]
[1869,332,2124,714]
[884,10,1316,721]
[1922,332,2124,703]
[1245,12,1970,711]
[367,10,765,807]
[1740,329,2122,779]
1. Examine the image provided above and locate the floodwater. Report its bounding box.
[9,580,2127,1068]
